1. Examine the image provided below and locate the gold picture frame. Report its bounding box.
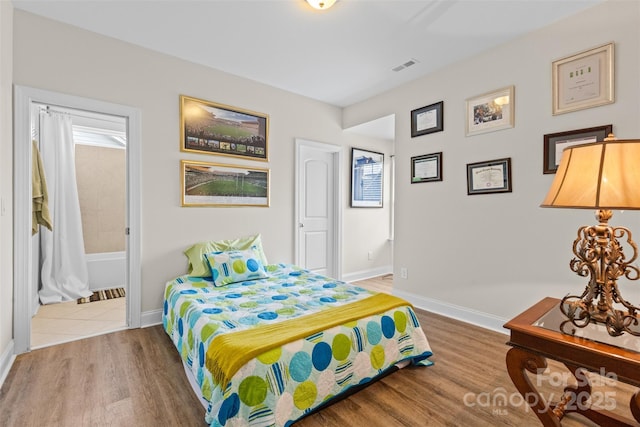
[180,95,269,161]
[181,160,270,207]
[552,42,614,115]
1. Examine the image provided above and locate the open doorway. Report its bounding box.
[30,105,127,348]
[13,86,142,354]
[343,114,395,286]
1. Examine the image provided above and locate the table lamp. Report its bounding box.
[540,134,640,337]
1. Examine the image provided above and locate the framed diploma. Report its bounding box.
[543,124,612,174]
[411,152,442,183]
[552,43,614,115]
[465,86,514,136]
[411,101,443,137]
[466,158,512,195]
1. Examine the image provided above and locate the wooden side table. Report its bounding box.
[504,297,640,426]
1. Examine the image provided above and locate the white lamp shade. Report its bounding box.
[541,139,640,210]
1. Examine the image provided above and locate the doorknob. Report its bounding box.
[299,223,304,228]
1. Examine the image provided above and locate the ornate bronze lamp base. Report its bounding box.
[559,209,640,337]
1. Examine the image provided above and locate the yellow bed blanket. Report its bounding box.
[206,292,411,388]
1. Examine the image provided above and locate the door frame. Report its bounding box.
[13,85,142,353]
[294,138,342,280]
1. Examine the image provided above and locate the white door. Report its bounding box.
[295,139,342,279]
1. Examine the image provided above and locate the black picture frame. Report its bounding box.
[466,158,512,195]
[350,148,384,208]
[411,152,442,183]
[543,124,612,174]
[411,101,443,137]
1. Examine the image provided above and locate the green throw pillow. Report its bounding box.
[183,233,269,277]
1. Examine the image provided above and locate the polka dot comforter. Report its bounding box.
[163,264,433,427]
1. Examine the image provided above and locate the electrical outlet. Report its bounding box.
[367,251,373,260]
[400,268,408,279]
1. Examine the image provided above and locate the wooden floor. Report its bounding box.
[0,276,635,426]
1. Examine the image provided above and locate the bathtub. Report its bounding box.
[86,251,126,291]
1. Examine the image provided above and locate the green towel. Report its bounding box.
[206,292,411,388]
[32,140,52,235]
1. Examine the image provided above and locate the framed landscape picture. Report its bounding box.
[180,95,269,161]
[181,160,270,207]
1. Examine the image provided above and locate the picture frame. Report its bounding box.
[411,101,443,137]
[181,160,270,207]
[552,42,614,115]
[466,158,512,195]
[180,95,269,161]
[411,152,442,183]
[465,86,515,136]
[543,124,613,174]
[351,148,384,208]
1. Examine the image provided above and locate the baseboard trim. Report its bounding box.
[342,265,392,283]
[0,340,16,390]
[141,309,163,328]
[392,288,508,335]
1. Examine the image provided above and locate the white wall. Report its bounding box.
[10,10,392,319]
[0,0,15,380]
[344,0,640,325]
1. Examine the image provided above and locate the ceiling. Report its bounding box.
[13,0,604,137]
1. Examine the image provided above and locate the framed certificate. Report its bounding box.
[411,101,443,137]
[411,152,442,183]
[552,43,614,115]
[466,158,512,195]
[543,124,612,174]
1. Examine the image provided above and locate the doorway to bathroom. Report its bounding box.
[13,86,142,353]
[30,105,127,348]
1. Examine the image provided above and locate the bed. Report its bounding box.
[163,235,433,427]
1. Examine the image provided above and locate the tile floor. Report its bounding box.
[31,297,127,349]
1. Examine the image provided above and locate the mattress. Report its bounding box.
[163,264,433,426]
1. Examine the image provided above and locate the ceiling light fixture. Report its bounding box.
[306,0,337,10]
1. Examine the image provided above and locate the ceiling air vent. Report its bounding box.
[392,58,419,72]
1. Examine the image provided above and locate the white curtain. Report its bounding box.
[38,111,92,304]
